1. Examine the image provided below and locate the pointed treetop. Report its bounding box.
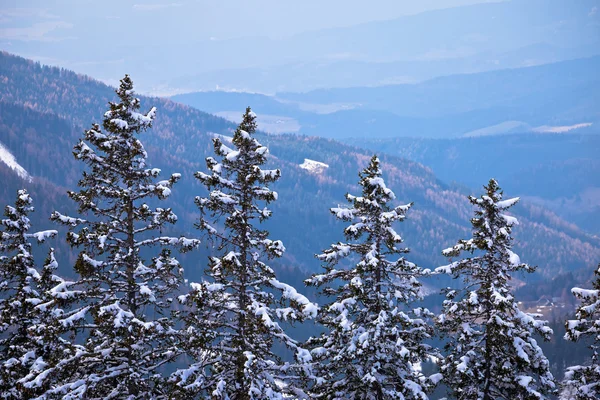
[230,106,259,150]
[116,74,134,96]
[469,178,520,211]
[103,74,156,135]
[1,190,56,248]
[359,155,381,181]
[6,188,33,213]
[357,155,396,201]
[440,179,523,257]
[240,106,258,133]
[339,155,399,216]
[2,189,33,233]
[485,177,501,196]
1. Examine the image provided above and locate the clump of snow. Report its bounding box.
[269,278,318,319]
[496,197,520,209]
[0,140,32,182]
[299,158,329,174]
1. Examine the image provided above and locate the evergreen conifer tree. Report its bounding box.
[19,248,84,399]
[305,155,439,400]
[436,179,556,400]
[562,263,600,399]
[50,75,200,399]
[0,190,57,399]
[171,107,317,400]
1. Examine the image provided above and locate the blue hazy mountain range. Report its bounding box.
[165,0,600,93]
[172,55,600,139]
[3,0,599,94]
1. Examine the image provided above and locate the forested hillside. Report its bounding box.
[1,50,599,288]
[348,134,600,235]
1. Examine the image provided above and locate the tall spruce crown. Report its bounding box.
[436,179,556,400]
[305,155,439,400]
[49,75,199,399]
[173,107,316,400]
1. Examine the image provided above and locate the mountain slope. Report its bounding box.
[0,51,598,287]
[346,133,600,235]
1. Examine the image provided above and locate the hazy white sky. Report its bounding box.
[2,0,597,94]
[0,0,501,41]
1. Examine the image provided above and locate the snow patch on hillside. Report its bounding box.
[463,121,593,137]
[463,121,530,137]
[532,123,592,133]
[0,140,32,182]
[299,158,329,174]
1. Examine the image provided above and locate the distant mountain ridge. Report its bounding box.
[1,51,598,290]
[162,0,600,93]
[277,55,600,112]
[6,0,598,95]
[173,56,600,139]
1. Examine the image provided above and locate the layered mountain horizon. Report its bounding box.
[4,0,599,95]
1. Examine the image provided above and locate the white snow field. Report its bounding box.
[0,140,32,182]
[299,158,329,174]
[532,122,593,133]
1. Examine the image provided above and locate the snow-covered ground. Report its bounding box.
[463,121,530,137]
[463,121,593,137]
[0,140,32,182]
[299,158,329,174]
[532,122,593,133]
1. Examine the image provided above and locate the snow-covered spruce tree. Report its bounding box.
[171,107,317,400]
[436,179,556,400]
[0,190,57,399]
[50,75,200,399]
[562,263,600,399]
[305,155,439,400]
[19,248,84,398]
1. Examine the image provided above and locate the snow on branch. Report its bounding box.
[269,279,318,319]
